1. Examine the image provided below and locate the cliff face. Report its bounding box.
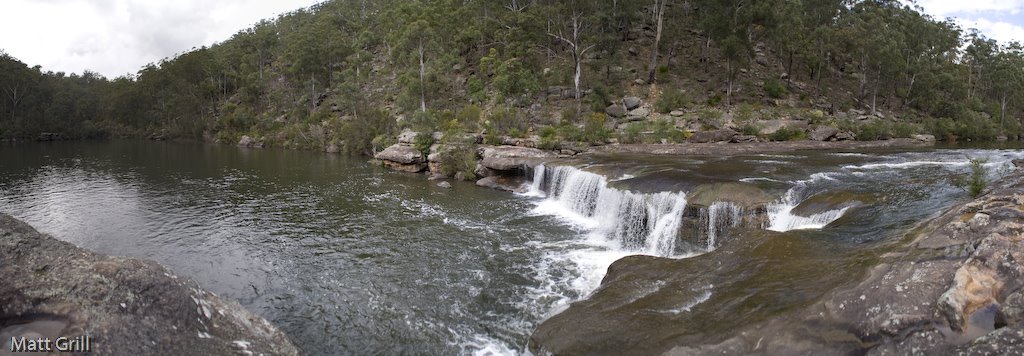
[530,163,1024,355]
[0,214,298,355]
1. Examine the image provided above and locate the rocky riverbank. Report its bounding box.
[528,161,1024,355]
[0,214,298,355]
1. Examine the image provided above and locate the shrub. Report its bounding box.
[764,78,787,99]
[952,157,989,198]
[707,93,723,106]
[619,123,644,144]
[650,119,685,143]
[456,104,482,131]
[656,89,690,113]
[740,123,761,136]
[538,126,560,150]
[770,126,806,141]
[855,121,891,141]
[733,103,756,122]
[697,108,724,129]
[438,122,479,181]
[580,113,611,144]
[486,106,528,137]
[413,132,434,155]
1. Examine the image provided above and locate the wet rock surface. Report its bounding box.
[0,214,298,355]
[530,166,1024,355]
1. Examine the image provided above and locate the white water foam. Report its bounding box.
[529,164,689,257]
[765,173,849,232]
[707,202,742,249]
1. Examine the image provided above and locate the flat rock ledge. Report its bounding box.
[0,214,298,355]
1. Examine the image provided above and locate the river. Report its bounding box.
[1,140,1021,355]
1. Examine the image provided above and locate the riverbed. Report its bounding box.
[1,140,1021,355]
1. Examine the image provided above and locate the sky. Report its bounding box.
[914,0,1024,44]
[0,0,322,78]
[0,1,1021,79]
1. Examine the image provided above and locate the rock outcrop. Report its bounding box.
[374,144,426,173]
[0,214,298,355]
[478,146,553,173]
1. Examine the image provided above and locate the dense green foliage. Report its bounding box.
[1,0,1023,148]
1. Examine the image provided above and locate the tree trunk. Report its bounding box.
[1001,94,1007,131]
[419,40,426,113]
[647,0,667,83]
[726,61,733,108]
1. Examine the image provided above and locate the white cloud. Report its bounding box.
[957,17,1024,44]
[915,0,1023,17]
[0,0,321,78]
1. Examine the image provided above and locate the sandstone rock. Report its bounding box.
[397,129,421,144]
[325,144,340,153]
[437,181,452,189]
[237,135,255,147]
[605,104,627,118]
[475,176,528,193]
[687,129,737,143]
[375,144,426,173]
[687,182,772,210]
[627,107,650,120]
[730,135,757,143]
[833,131,856,141]
[670,110,685,117]
[478,146,553,172]
[0,214,299,356]
[623,96,643,110]
[809,126,840,141]
[375,144,424,164]
[910,134,936,142]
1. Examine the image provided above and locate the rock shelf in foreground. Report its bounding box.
[0,214,299,355]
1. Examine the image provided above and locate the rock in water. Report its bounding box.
[0,214,299,355]
[437,181,452,189]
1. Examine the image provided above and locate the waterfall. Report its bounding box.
[766,184,849,232]
[706,202,742,250]
[531,164,688,257]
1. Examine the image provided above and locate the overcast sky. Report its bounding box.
[0,0,1022,79]
[0,0,322,78]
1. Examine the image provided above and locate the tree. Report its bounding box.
[547,10,596,107]
[647,0,669,83]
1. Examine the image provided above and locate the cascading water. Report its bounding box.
[706,202,742,250]
[766,174,850,232]
[529,164,688,257]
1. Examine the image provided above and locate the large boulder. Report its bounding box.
[605,104,627,118]
[478,146,553,172]
[0,214,299,355]
[626,108,650,121]
[809,126,840,141]
[687,129,737,143]
[374,144,426,173]
[623,96,643,110]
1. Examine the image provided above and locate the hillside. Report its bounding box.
[1,0,1022,157]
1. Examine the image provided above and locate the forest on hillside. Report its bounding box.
[1,0,1023,153]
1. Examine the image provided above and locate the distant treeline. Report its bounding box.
[1,0,1022,148]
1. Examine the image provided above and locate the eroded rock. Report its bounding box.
[0,214,298,355]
